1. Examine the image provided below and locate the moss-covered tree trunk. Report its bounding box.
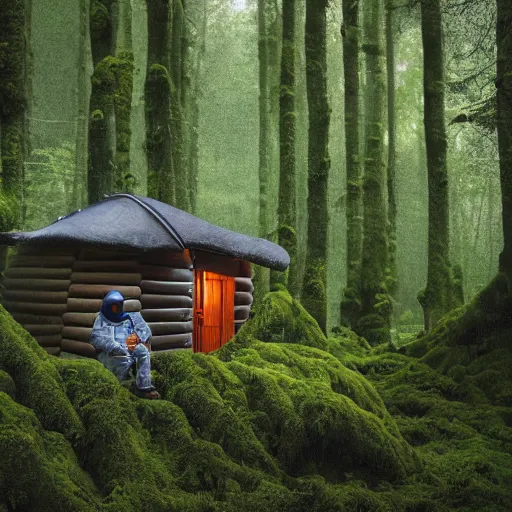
[0,0,30,231]
[113,0,135,193]
[0,0,29,273]
[496,0,512,286]
[419,0,461,330]
[340,0,363,328]
[253,0,272,303]
[356,0,391,345]
[145,0,175,204]
[88,0,135,204]
[386,0,398,299]
[277,0,297,295]
[302,0,330,334]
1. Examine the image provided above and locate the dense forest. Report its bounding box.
[0,0,511,510]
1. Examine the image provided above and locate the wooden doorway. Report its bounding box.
[193,270,235,353]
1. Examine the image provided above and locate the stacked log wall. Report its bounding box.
[1,247,254,356]
[63,249,143,357]
[0,247,75,356]
[139,251,194,351]
[234,260,253,333]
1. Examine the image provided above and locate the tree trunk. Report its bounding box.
[88,0,133,204]
[302,0,330,333]
[294,0,308,300]
[113,0,135,193]
[73,0,92,210]
[357,0,391,345]
[253,0,272,303]
[187,0,206,215]
[419,0,461,330]
[0,0,30,230]
[277,0,297,294]
[145,0,175,205]
[386,0,398,299]
[340,0,363,327]
[170,0,189,211]
[88,58,116,204]
[90,0,117,67]
[496,0,512,285]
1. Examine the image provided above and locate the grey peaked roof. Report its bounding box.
[0,194,290,271]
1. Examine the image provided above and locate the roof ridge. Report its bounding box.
[104,194,186,250]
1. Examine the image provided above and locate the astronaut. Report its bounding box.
[90,290,160,399]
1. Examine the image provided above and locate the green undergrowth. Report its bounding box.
[328,281,512,510]
[1,285,511,510]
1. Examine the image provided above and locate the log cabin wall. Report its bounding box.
[234,260,253,333]
[63,248,144,357]
[0,245,253,356]
[1,245,75,356]
[138,250,194,351]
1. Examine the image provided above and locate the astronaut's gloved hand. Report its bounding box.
[125,333,140,352]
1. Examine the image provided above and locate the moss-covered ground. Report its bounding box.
[0,285,511,510]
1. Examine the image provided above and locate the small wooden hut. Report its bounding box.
[0,194,289,357]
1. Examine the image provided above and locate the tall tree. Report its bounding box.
[73,0,92,210]
[186,0,207,214]
[254,0,273,302]
[145,0,175,205]
[340,0,363,327]
[170,0,189,211]
[277,0,297,294]
[88,0,135,204]
[0,0,30,270]
[302,0,330,333]
[419,0,462,330]
[357,0,391,345]
[386,0,398,298]
[496,0,512,285]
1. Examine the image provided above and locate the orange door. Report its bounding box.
[193,270,235,353]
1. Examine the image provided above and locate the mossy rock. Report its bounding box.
[238,290,327,349]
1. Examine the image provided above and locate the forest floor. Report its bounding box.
[0,279,511,511]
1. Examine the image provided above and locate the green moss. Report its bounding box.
[0,2,25,118]
[90,0,110,37]
[239,290,327,349]
[0,392,101,511]
[301,259,327,333]
[0,307,84,440]
[0,193,17,231]
[215,338,419,481]
[145,63,174,201]
[2,277,512,510]
[0,370,15,399]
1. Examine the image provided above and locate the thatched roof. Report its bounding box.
[0,194,289,271]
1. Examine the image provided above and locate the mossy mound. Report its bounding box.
[0,299,426,511]
[340,331,512,509]
[403,274,512,406]
[156,341,420,482]
[238,290,327,349]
